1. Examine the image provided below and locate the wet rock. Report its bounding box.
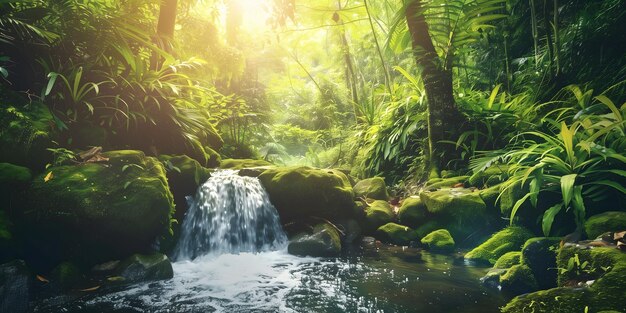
[494,251,522,269]
[585,211,626,240]
[397,196,428,228]
[500,264,539,295]
[522,237,560,289]
[288,223,341,257]
[20,150,174,269]
[353,177,389,200]
[364,200,394,234]
[115,253,173,284]
[259,166,355,223]
[338,219,362,245]
[238,166,273,178]
[204,146,222,168]
[464,226,534,265]
[420,229,455,253]
[0,260,31,313]
[375,223,419,246]
[49,261,83,290]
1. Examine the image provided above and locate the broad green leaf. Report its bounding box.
[560,174,577,207]
[510,192,533,225]
[542,203,562,236]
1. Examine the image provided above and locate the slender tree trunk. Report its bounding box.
[152,0,178,69]
[405,0,465,175]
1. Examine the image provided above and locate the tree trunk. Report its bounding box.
[152,0,178,69]
[405,0,465,175]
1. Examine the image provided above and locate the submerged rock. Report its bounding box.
[585,211,626,239]
[397,196,428,228]
[21,150,174,269]
[220,158,272,170]
[259,166,355,222]
[288,223,341,257]
[0,260,31,313]
[375,223,418,246]
[464,226,534,265]
[364,200,394,234]
[420,229,455,253]
[353,177,389,200]
[115,253,174,284]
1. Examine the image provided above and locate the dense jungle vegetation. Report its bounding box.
[0,0,625,312]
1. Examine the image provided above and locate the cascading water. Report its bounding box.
[174,170,287,260]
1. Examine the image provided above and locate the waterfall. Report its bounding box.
[173,170,288,260]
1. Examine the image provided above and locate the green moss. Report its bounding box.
[159,155,211,189]
[494,251,522,269]
[364,200,394,234]
[204,147,222,168]
[479,184,501,213]
[0,163,32,185]
[464,226,534,265]
[353,177,389,200]
[397,197,427,228]
[420,229,455,253]
[500,264,539,295]
[375,223,419,246]
[415,220,443,238]
[22,150,174,264]
[467,165,509,188]
[288,222,341,257]
[219,158,272,170]
[502,287,590,313]
[522,237,560,289]
[440,170,459,178]
[498,180,528,216]
[423,176,469,190]
[259,166,355,223]
[585,211,626,239]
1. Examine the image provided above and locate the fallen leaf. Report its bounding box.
[106,276,125,282]
[80,286,101,292]
[613,231,625,241]
[453,183,464,188]
[36,275,49,283]
[44,172,53,182]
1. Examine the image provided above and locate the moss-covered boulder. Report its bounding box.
[0,163,32,187]
[0,259,31,313]
[500,264,539,295]
[423,176,469,190]
[353,177,389,200]
[397,196,428,228]
[467,165,509,188]
[220,158,272,170]
[502,287,590,313]
[158,154,211,222]
[464,226,534,265]
[420,229,455,253]
[364,200,394,234]
[494,251,522,269]
[258,166,355,223]
[288,222,341,257]
[114,253,173,284]
[419,188,490,240]
[478,184,501,213]
[204,147,222,168]
[20,150,174,269]
[375,223,418,246]
[585,211,626,239]
[522,237,560,289]
[0,102,55,171]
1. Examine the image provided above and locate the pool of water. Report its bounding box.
[33,245,506,313]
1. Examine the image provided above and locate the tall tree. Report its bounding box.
[152,0,178,68]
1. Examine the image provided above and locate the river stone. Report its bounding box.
[464,226,534,265]
[420,229,455,253]
[397,196,428,228]
[258,166,355,222]
[500,264,539,295]
[375,223,418,246]
[288,223,341,257]
[353,177,389,200]
[20,150,174,268]
[522,237,560,289]
[0,260,30,313]
[364,200,394,234]
[220,158,272,170]
[585,211,626,239]
[115,253,173,284]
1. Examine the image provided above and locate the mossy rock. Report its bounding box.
[220,158,272,170]
[288,222,341,257]
[258,166,355,223]
[0,163,32,186]
[375,223,418,246]
[502,287,590,313]
[440,170,459,179]
[20,150,174,269]
[0,102,55,171]
[585,211,626,239]
[419,188,490,240]
[364,200,394,234]
[467,165,509,188]
[423,176,469,190]
[397,196,428,228]
[414,220,444,238]
[420,229,455,253]
[353,177,389,200]
[494,251,522,269]
[500,264,539,295]
[115,253,173,284]
[204,147,222,168]
[464,226,534,265]
[478,184,501,213]
[522,237,560,289]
